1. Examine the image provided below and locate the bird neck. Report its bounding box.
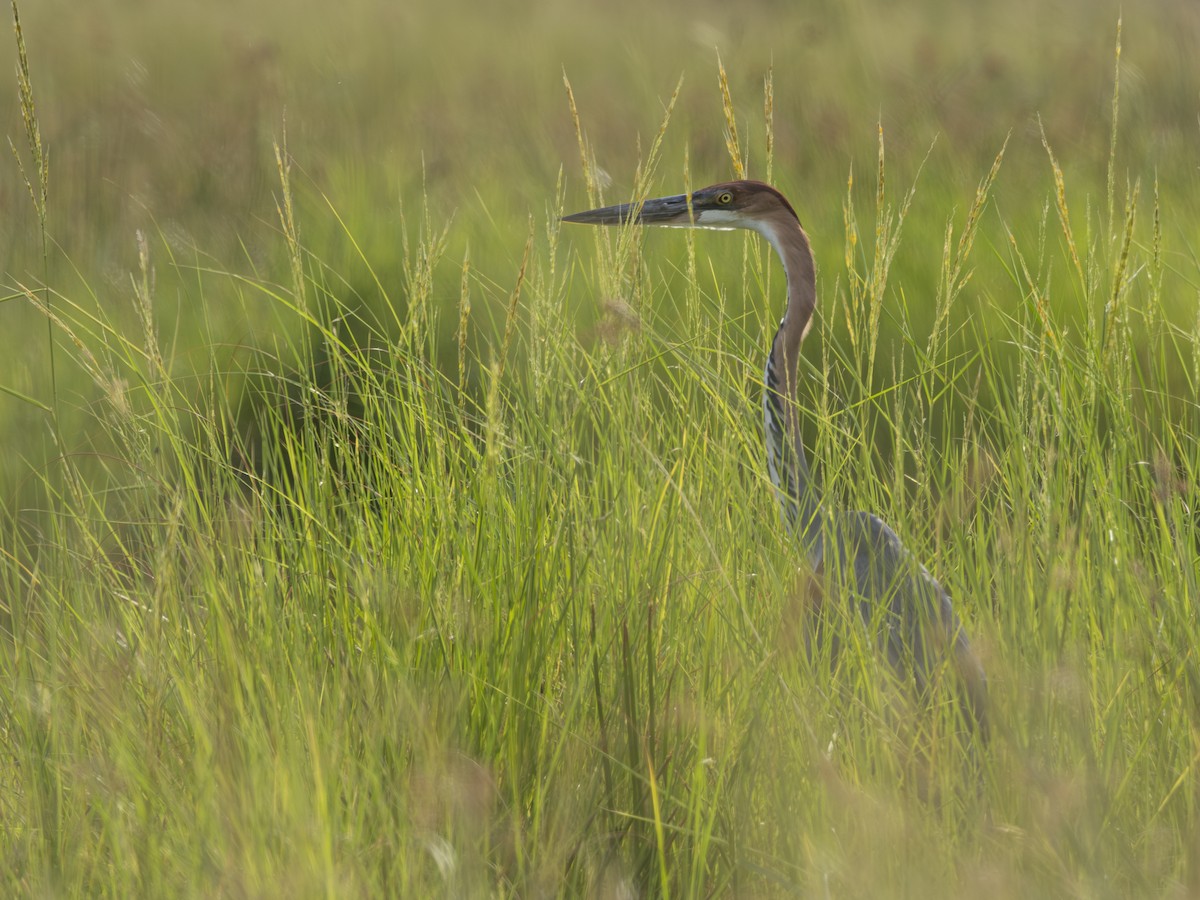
[761,217,823,558]
[768,218,817,388]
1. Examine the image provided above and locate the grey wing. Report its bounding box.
[844,512,989,732]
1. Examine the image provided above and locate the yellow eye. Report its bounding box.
[717,191,733,205]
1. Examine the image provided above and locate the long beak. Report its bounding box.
[562,192,695,227]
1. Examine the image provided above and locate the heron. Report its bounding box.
[564,180,988,739]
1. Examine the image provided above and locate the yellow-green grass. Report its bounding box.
[2,1,1199,896]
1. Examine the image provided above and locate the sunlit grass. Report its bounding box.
[3,2,1200,897]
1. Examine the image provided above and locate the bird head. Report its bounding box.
[562,180,800,234]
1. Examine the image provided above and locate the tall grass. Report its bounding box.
[3,3,1200,897]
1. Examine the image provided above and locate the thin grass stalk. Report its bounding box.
[716,54,745,180]
[1105,16,1123,254]
[9,0,53,427]
[457,248,471,394]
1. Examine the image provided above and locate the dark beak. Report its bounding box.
[562,192,695,227]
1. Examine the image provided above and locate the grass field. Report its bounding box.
[3,0,1200,896]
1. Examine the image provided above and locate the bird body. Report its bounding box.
[564,180,987,735]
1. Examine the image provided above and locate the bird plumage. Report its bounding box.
[565,179,988,738]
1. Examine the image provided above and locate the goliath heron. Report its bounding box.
[564,180,988,737]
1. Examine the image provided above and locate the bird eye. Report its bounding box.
[717,191,733,205]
